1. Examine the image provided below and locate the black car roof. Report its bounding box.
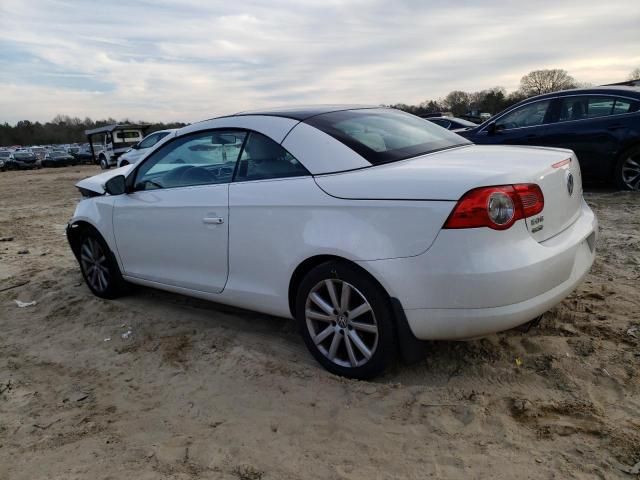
[230,104,381,121]
[512,86,640,105]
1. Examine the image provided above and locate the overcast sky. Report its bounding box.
[0,0,639,124]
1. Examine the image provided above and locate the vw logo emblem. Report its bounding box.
[566,172,574,196]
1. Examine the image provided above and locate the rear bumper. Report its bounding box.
[359,199,597,340]
[404,232,594,339]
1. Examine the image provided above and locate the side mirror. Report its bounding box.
[486,122,497,135]
[104,175,127,195]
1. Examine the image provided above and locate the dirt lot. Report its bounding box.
[0,166,639,479]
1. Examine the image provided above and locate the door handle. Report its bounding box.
[202,217,224,225]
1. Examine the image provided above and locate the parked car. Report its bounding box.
[41,150,77,168]
[117,129,176,167]
[459,87,640,190]
[424,116,478,132]
[67,146,81,158]
[74,144,103,164]
[0,150,11,171]
[67,106,597,378]
[6,150,38,170]
[31,147,46,161]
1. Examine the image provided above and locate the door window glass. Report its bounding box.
[559,96,618,121]
[138,131,170,149]
[234,132,308,181]
[496,101,551,130]
[134,130,246,190]
[612,98,633,115]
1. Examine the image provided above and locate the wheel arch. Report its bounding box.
[613,141,640,188]
[287,254,424,364]
[287,255,383,318]
[67,220,101,259]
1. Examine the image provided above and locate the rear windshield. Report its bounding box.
[305,108,471,165]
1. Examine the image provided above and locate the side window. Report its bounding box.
[559,96,616,122]
[496,101,551,130]
[612,98,633,115]
[138,132,162,149]
[234,132,308,182]
[134,130,246,191]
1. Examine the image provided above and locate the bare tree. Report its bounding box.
[519,69,577,96]
[629,67,640,80]
[443,90,471,116]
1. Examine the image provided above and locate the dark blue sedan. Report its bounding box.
[459,87,640,190]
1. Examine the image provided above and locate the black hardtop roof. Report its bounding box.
[85,124,150,136]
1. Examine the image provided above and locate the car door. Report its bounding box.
[541,95,633,177]
[473,99,553,146]
[112,129,247,294]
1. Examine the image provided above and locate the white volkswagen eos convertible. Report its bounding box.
[67,106,597,378]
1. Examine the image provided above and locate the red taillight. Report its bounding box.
[443,184,544,230]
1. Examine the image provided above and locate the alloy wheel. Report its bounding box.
[80,237,110,292]
[305,279,378,368]
[621,154,640,190]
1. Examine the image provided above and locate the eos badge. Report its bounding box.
[566,172,574,196]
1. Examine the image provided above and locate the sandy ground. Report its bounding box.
[0,165,639,480]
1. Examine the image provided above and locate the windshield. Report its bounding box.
[0,151,10,158]
[14,152,33,159]
[51,152,68,158]
[305,108,471,165]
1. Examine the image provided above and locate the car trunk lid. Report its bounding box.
[314,144,583,242]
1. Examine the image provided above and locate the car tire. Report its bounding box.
[99,156,109,170]
[295,260,396,379]
[77,229,125,299]
[119,161,129,167]
[614,144,640,191]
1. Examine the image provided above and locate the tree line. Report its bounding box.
[1,67,638,147]
[389,68,591,117]
[0,115,186,147]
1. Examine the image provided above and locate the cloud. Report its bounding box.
[0,0,638,124]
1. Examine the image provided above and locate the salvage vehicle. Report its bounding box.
[41,150,77,168]
[117,129,176,167]
[459,86,640,190]
[74,144,102,164]
[6,150,38,170]
[67,106,597,378]
[85,124,149,170]
[31,146,46,161]
[0,150,11,171]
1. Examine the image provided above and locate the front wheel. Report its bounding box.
[78,230,124,299]
[99,156,110,170]
[614,145,640,191]
[296,261,396,379]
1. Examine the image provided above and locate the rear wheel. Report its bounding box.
[614,144,640,191]
[78,229,124,299]
[296,261,396,379]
